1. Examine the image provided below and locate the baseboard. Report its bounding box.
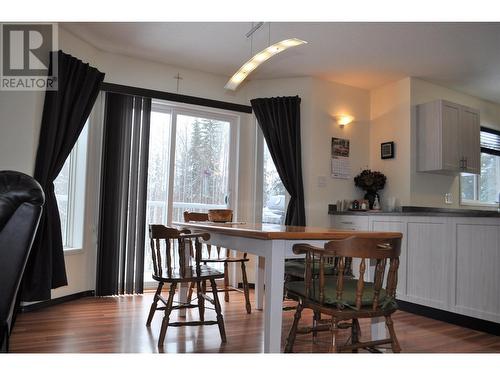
[238,282,255,289]
[396,299,500,336]
[20,290,95,313]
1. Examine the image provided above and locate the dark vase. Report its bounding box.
[364,191,378,209]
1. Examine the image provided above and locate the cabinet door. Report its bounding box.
[460,107,481,174]
[441,102,461,171]
[406,220,452,309]
[455,223,500,322]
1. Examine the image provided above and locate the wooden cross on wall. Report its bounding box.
[174,72,183,93]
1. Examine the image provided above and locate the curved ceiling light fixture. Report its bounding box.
[224,24,307,91]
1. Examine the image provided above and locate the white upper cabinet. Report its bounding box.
[417,100,481,175]
[459,106,481,174]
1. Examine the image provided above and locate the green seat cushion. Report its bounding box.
[285,260,339,278]
[286,276,396,310]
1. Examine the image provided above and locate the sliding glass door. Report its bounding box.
[144,100,239,283]
[172,113,232,221]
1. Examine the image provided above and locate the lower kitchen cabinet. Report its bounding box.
[406,219,453,310]
[331,214,500,323]
[454,221,500,322]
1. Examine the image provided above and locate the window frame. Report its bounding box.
[150,100,240,226]
[55,122,89,252]
[460,127,500,207]
[143,100,241,289]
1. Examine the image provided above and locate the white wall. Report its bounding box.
[309,78,370,226]
[410,77,500,208]
[0,91,44,174]
[368,77,500,210]
[246,77,371,227]
[369,78,411,207]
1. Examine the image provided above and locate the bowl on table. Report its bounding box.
[208,209,233,223]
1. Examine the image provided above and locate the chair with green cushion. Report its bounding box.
[284,234,402,353]
[283,257,353,321]
[285,257,352,279]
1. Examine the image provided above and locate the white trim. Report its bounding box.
[63,247,84,255]
[460,200,497,208]
[59,121,89,251]
[165,106,176,226]
[152,99,241,226]
[152,98,243,120]
[254,122,264,223]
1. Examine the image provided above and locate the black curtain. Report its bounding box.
[22,51,105,301]
[96,92,151,296]
[251,96,306,226]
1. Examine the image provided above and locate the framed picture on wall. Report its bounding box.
[381,141,395,159]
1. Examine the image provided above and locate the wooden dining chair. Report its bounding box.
[146,224,227,347]
[283,255,354,339]
[183,211,251,314]
[284,234,402,353]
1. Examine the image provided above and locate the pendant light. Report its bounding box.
[224,23,307,91]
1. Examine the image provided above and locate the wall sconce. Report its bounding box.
[335,115,354,129]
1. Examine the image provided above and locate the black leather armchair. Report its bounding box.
[0,170,44,352]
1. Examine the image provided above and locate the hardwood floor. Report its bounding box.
[10,290,500,353]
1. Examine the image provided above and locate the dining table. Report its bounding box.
[172,221,400,353]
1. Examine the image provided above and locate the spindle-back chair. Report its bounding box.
[183,211,251,314]
[146,224,226,347]
[285,234,402,353]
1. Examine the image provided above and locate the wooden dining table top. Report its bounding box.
[172,221,402,241]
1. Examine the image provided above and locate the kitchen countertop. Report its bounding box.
[328,205,500,217]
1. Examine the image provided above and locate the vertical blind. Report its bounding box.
[96,92,151,296]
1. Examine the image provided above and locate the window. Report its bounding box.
[262,141,286,224]
[254,123,287,225]
[460,127,500,206]
[144,100,238,283]
[54,122,89,249]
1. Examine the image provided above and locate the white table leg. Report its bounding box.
[178,240,192,318]
[263,240,285,353]
[371,317,386,340]
[230,252,238,288]
[368,259,387,341]
[255,256,265,310]
[178,282,188,317]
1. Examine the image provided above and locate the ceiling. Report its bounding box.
[61,22,500,102]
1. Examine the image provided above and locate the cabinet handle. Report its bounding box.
[459,158,465,170]
[340,221,354,225]
[464,157,468,170]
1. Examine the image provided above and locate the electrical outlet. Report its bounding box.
[445,193,453,204]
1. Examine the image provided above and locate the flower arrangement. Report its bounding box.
[354,169,386,209]
[354,169,386,192]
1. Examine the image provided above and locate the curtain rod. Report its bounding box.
[99,82,253,114]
